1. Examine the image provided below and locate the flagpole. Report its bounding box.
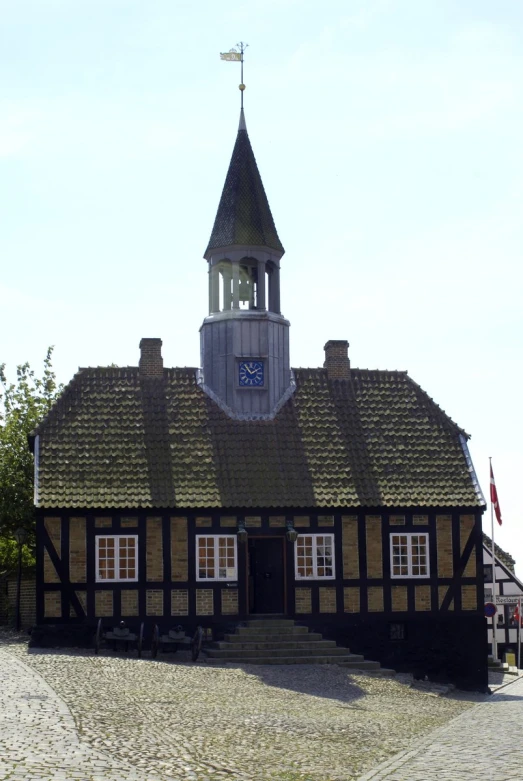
[518,597,521,672]
[490,456,498,662]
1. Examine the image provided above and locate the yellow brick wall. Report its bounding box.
[69,591,87,618]
[389,515,405,526]
[437,515,453,577]
[342,516,359,578]
[220,516,237,528]
[146,517,163,582]
[367,586,384,612]
[121,517,138,528]
[196,589,214,616]
[171,589,189,616]
[44,517,61,584]
[295,587,312,613]
[366,516,383,578]
[415,585,431,612]
[221,589,239,615]
[95,590,113,617]
[460,515,476,578]
[462,585,478,611]
[146,589,163,616]
[439,586,454,611]
[43,550,59,584]
[171,517,188,581]
[69,517,86,582]
[121,590,139,616]
[413,514,429,525]
[294,516,310,527]
[245,516,261,527]
[44,591,61,618]
[318,515,334,526]
[344,587,360,613]
[269,516,286,527]
[95,517,112,528]
[391,585,408,612]
[196,517,212,527]
[319,587,337,613]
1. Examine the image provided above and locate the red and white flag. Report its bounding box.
[490,463,503,526]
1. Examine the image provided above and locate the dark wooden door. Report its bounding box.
[248,538,285,614]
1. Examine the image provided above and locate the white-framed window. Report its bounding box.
[295,534,335,579]
[196,535,237,581]
[390,533,429,578]
[95,535,138,582]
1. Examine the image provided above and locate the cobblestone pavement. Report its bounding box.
[0,646,175,781]
[1,637,482,781]
[357,676,523,781]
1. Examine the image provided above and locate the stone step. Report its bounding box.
[214,639,338,651]
[205,655,381,668]
[212,618,384,672]
[236,625,310,636]
[226,631,323,642]
[206,646,359,660]
[245,619,297,627]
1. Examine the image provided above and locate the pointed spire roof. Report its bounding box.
[205,110,284,258]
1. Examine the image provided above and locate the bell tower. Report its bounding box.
[199,108,292,419]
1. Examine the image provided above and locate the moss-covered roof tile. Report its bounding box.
[33,367,484,510]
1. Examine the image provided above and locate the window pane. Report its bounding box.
[391,533,429,578]
[296,534,334,579]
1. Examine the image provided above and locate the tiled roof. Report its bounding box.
[32,367,484,510]
[205,113,284,255]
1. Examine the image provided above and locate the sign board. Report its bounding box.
[495,596,521,606]
[484,603,497,617]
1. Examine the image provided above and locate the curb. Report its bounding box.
[490,673,523,695]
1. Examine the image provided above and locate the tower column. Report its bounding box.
[269,265,281,314]
[223,265,232,310]
[232,260,240,310]
[257,259,266,310]
[210,263,220,313]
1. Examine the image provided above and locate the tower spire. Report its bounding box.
[200,47,291,420]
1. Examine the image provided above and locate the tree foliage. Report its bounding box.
[0,348,63,575]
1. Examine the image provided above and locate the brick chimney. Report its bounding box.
[324,340,350,380]
[139,338,163,377]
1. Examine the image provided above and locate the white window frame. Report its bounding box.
[95,535,138,583]
[294,533,335,580]
[390,533,430,579]
[196,535,238,582]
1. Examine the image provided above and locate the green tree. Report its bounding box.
[0,348,63,574]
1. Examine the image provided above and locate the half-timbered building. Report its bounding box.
[483,535,523,659]
[31,107,488,689]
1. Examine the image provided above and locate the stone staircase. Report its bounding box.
[204,618,384,669]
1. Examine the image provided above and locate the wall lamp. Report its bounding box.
[286,521,298,543]
[237,521,248,543]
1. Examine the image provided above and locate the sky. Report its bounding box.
[1,0,522,575]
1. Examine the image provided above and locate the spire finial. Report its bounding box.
[220,41,249,110]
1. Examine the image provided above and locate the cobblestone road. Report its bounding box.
[0,637,495,781]
[0,646,175,781]
[357,676,523,781]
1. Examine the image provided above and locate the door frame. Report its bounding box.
[245,536,287,615]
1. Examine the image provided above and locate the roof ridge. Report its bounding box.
[403,373,469,438]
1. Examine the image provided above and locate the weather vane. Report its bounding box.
[220,42,248,109]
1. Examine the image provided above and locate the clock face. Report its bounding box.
[239,360,264,387]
